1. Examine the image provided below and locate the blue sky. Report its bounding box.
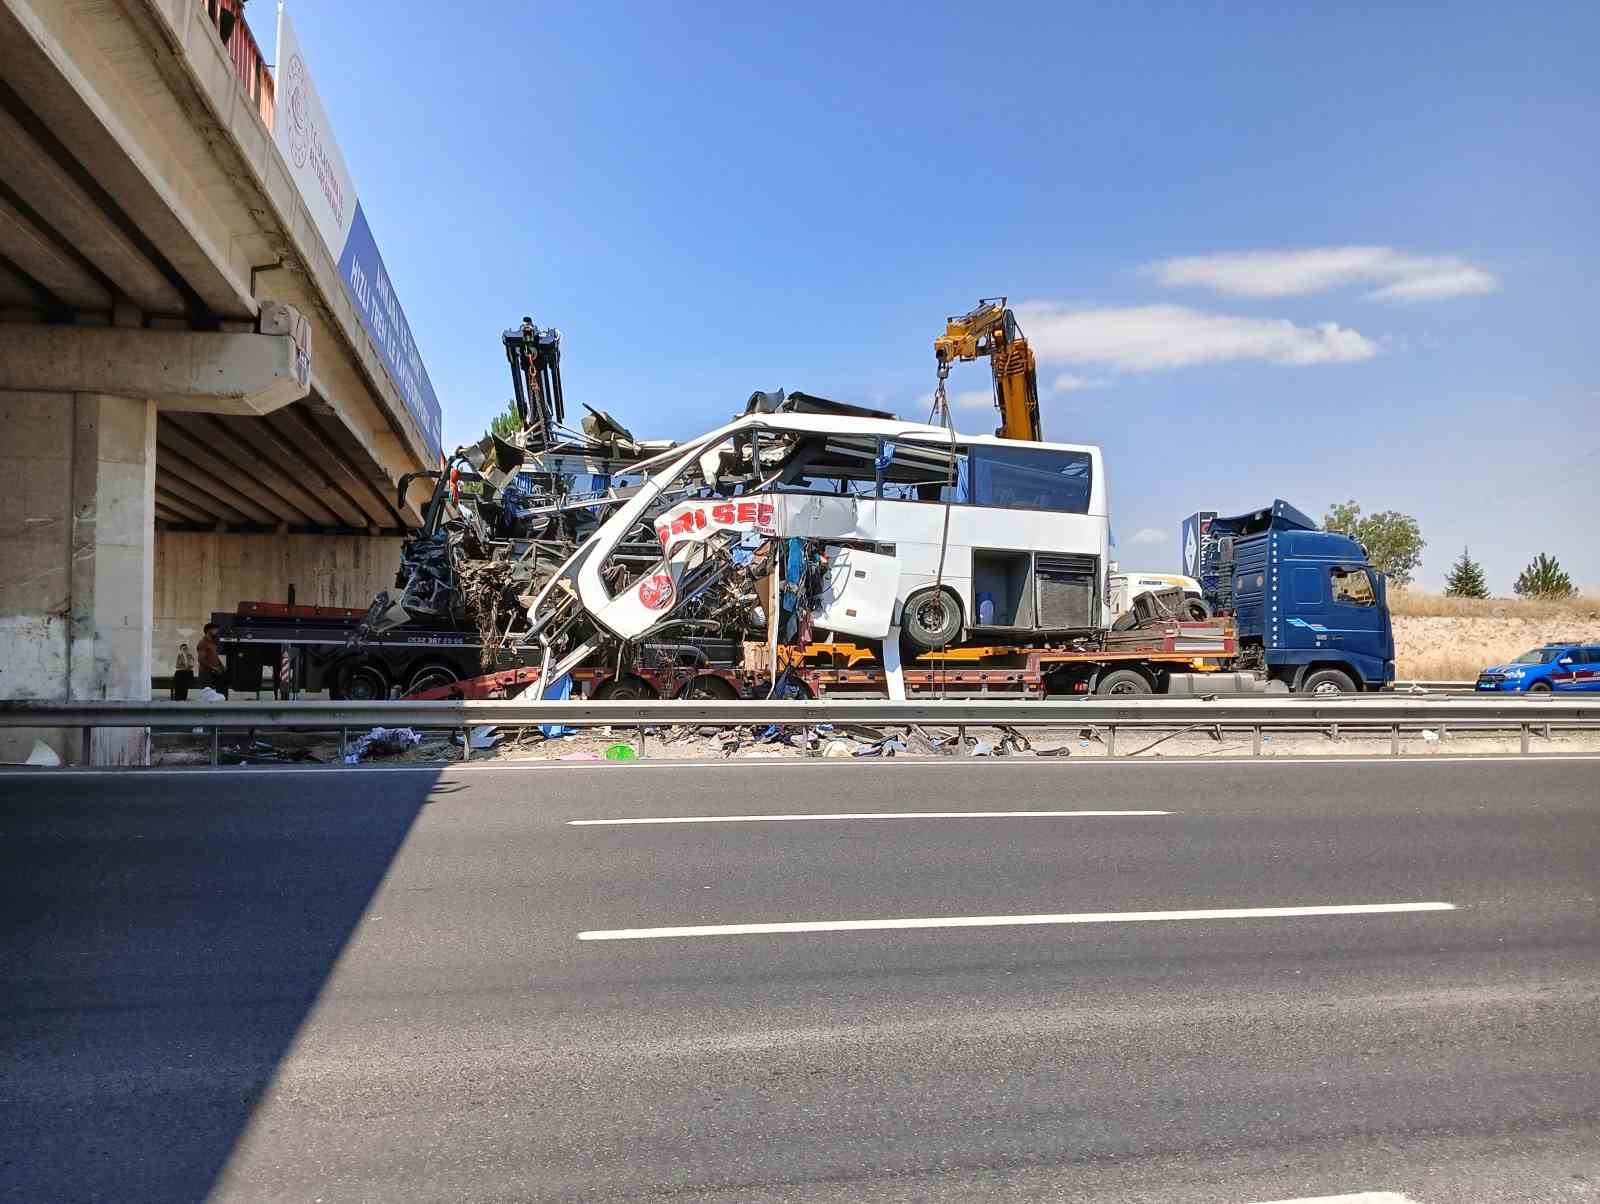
[263,2,1597,592]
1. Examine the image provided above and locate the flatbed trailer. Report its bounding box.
[213,601,533,699]
[408,619,1247,701]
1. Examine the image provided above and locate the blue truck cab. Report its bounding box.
[1198,500,1396,694]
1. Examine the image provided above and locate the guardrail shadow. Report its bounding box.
[0,766,441,1200]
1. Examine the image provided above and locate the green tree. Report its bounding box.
[1443,546,1489,599]
[487,398,522,441]
[1513,553,1575,599]
[1323,500,1425,587]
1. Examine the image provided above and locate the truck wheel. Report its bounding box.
[902,587,963,652]
[407,664,459,696]
[1301,668,1356,696]
[1095,668,1153,696]
[680,675,740,700]
[1183,598,1213,621]
[595,676,657,701]
[337,662,390,701]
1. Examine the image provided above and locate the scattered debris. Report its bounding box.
[344,726,424,764]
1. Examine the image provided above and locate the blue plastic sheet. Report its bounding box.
[540,672,576,738]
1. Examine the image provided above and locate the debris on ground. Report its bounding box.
[344,726,424,764]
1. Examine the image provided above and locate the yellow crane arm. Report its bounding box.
[933,297,1041,442]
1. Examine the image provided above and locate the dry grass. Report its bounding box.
[1386,591,1600,680]
[1388,589,1600,620]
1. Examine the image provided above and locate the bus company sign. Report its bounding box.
[654,500,777,552]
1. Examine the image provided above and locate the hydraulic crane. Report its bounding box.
[503,317,565,450]
[932,297,1041,442]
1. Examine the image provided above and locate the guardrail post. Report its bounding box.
[461,727,470,762]
[1252,726,1262,756]
[637,724,646,759]
[340,727,348,762]
[1106,725,1116,758]
[1520,723,1530,755]
[210,727,219,767]
[957,725,968,757]
[1390,724,1400,756]
[80,726,92,766]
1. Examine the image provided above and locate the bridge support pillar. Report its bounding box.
[0,391,156,764]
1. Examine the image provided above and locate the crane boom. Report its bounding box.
[933,297,1041,442]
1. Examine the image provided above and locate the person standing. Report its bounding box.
[172,643,195,701]
[197,623,227,697]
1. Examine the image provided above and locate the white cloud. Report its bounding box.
[1129,527,1169,545]
[951,387,995,410]
[1050,373,1103,394]
[1146,246,1496,303]
[1015,302,1377,371]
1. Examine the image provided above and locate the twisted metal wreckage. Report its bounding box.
[354,309,1228,709]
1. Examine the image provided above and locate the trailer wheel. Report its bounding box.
[406,663,460,696]
[901,587,963,652]
[1095,668,1154,696]
[1183,598,1213,621]
[336,661,390,701]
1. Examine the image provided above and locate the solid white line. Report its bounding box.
[577,901,1455,941]
[7,752,1600,777]
[1248,1194,1420,1204]
[567,809,1170,826]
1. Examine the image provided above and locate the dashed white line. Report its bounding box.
[567,809,1169,826]
[578,901,1456,941]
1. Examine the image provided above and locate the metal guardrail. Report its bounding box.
[4,696,1599,766]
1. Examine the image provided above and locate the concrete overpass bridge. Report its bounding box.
[0,0,445,759]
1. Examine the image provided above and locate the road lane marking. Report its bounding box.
[1248,1194,1420,1204]
[568,809,1170,826]
[578,901,1455,941]
[8,753,1600,777]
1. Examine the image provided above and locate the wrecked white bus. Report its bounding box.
[525,407,1111,684]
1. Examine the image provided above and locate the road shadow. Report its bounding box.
[0,767,441,1200]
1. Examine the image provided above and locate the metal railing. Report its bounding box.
[207,0,275,129]
[3,696,1598,767]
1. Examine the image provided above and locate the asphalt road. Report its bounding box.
[3,755,1598,1202]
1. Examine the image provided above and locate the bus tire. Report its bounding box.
[1096,668,1153,696]
[902,587,963,652]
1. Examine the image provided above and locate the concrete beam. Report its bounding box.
[0,307,311,414]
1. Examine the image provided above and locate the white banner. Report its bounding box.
[272,6,356,260]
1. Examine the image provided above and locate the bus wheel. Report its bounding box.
[337,662,390,701]
[902,587,963,652]
[1095,668,1153,696]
